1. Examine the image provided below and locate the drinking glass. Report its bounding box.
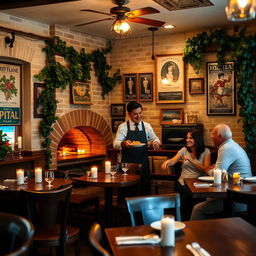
[121,162,128,175]
[110,165,117,178]
[45,171,55,187]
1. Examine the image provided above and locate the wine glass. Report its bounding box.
[122,162,128,175]
[45,171,55,187]
[110,165,117,178]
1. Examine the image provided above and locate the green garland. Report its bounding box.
[35,37,121,169]
[183,28,256,155]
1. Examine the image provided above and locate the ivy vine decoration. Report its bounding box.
[183,28,256,155]
[35,37,121,169]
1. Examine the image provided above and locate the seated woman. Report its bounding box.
[161,129,211,220]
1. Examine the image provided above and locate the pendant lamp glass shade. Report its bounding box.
[225,0,256,21]
[111,18,131,39]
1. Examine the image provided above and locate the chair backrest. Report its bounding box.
[125,193,181,226]
[227,188,256,226]
[89,223,110,256]
[20,185,72,241]
[0,212,34,256]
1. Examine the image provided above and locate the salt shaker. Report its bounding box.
[160,215,175,247]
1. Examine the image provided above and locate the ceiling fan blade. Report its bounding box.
[0,0,78,10]
[126,7,160,18]
[128,17,165,27]
[80,9,113,17]
[75,18,114,27]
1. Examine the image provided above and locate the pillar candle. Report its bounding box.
[17,136,22,149]
[91,166,98,179]
[16,169,24,185]
[105,161,111,174]
[35,167,43,183]
[160,216,175,247]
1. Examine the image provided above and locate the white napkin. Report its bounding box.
[193,182,213,188]
[3,179,16,183]
[116,235,160,245]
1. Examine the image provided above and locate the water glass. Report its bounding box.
[45,171,55,187]
[121,162,128,175]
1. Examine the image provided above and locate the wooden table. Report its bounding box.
[105,217,256,256]
[73,172,140,226]
[184,178,256,198]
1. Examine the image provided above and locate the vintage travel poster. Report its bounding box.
[0,62,21,125]
[207,62,235,115]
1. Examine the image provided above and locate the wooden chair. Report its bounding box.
[125,193,181,226]
[89,223,110,256]
[21,185,80,256]
[54,170,100,225]
[0,212,34,256]
[227,188,256,226]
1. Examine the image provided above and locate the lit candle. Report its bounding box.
[17,136,22,149]
[160,216,175,247]
[105,161,111,174]
[16,169,24,185]
[91,166,98,179]
[35,167,42,183]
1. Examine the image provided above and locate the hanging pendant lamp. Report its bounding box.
[148,27,158,60]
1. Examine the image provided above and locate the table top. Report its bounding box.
[73,172,140,188]
[105,217,256,256]
[0,178,72,192]
[184,178,256,198]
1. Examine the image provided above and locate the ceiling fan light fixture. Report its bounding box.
[164,24,175,29]
[225,0,256,21]
[112,19,131,34]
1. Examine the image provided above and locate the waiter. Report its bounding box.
[113,101,160,194]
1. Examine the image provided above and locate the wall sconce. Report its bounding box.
[226,0,256,21]
[5,32,15,48]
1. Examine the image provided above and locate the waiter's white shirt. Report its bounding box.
[113,119,160,150]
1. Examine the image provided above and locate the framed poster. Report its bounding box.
[207,62,236,115]
[189,78,204,94]
[71,81,92,105]
[111,104,125,117]
[160,108,184,124]
[112,118,125,133]
[0,62,21,125]
[138,73,153,102]
[34,83,45,118]
[123,73,137,101]
[155,54,185,103]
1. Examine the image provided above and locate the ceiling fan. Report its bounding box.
[75,0,165,28]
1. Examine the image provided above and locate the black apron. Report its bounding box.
[121,121,150,195]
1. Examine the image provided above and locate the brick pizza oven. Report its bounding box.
[49,109,113,170]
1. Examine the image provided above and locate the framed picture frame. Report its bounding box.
[160,108,184,124]
[34,82,45,118]
[138,73,153,102]
[111,104,125,117]
[111,118,125,133]
[206,62,236,115]
[155,54,185,103]
[189,78,204,94]
[0,61,22,125]
[123,73,137,101]
[71,81,92,105]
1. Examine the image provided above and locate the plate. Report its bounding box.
[150,221,186,231]
[130,143,145,147]
[198,176,214,182]
[243,177,256,183]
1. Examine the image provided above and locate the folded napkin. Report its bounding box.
[3,179,16,183]
[116,235,160,245]
[193,182,213,188]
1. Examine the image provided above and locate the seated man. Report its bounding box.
[190,123,252,220]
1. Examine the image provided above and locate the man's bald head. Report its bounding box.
[211,124,232,147]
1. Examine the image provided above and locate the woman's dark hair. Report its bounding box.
[127,101,142,113]
[186,129,205,159]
